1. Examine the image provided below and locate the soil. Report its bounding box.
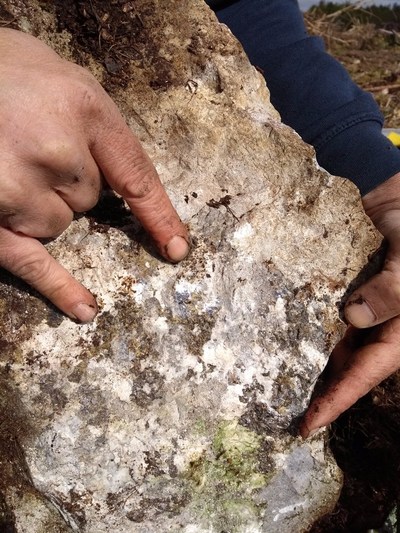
[310,377,400,532]
[52,0,146,81]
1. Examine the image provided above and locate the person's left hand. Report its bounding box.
[300,171,400,437]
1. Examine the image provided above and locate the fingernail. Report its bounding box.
[165,235,189,263]
[299,418,323,439]
[71,302,97,323]
[301,427,321,439]
[345,298,376,328]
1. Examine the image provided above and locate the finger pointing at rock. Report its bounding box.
[0,28,190,321]
[345,173,400,328]
[300,318,400,437]
[88,97,189,262]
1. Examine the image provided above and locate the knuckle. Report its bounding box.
[384,272,400,310]
[38,138,81,171]
[118,157,158,200]
[57,175,102,213]
[76,82,102,117]
[45,212,73,236]
[392,278,400,300]
[13,251,53,286]
[71,190,101,213]
[68,66,105,116]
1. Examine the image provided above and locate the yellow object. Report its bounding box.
[387,131,400,147]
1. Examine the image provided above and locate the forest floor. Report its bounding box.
[306,5,400,532]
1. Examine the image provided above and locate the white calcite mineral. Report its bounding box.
[0,1,380,532]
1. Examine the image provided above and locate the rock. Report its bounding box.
[0,1,380,532]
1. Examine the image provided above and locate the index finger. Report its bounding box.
[300,317,400,438]
[88,97,189,263]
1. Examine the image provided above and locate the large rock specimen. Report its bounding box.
[0,1,380,532]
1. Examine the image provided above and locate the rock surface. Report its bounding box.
[0,1,380,532]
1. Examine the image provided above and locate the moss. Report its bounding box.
[184,420,271,531]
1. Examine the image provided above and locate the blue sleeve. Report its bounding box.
[209,0,400,196]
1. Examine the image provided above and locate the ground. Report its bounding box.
[305,4,400,128]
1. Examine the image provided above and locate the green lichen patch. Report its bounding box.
[193,417,208,435]
[212,421,266,488]
[184,420,269,531]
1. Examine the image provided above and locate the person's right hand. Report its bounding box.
[0,28,189,322]
[300,171,400,436]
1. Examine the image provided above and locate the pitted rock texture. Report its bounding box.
[0,0,380,532]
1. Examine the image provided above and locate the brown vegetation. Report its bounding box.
[305,3,400,127]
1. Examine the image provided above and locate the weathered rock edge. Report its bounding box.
[0,1,380,532]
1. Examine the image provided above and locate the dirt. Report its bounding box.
[51,0,146,86]
[309,375,400,532]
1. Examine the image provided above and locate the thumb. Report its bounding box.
[0,227,97,322]
[348,172,400,328]
[344,248,400,328]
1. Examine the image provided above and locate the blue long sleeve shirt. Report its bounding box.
[207,0,400,195]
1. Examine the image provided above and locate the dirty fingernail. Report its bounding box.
[301,426,321,439]
[165,235,189,262]
[345,298,376,328]
[71,302,97,323]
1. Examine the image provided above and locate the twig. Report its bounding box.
[365,83,400,92]
[324,1,368,20]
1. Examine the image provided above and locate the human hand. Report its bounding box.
[0,29,189,322]
[300,171,400,437]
